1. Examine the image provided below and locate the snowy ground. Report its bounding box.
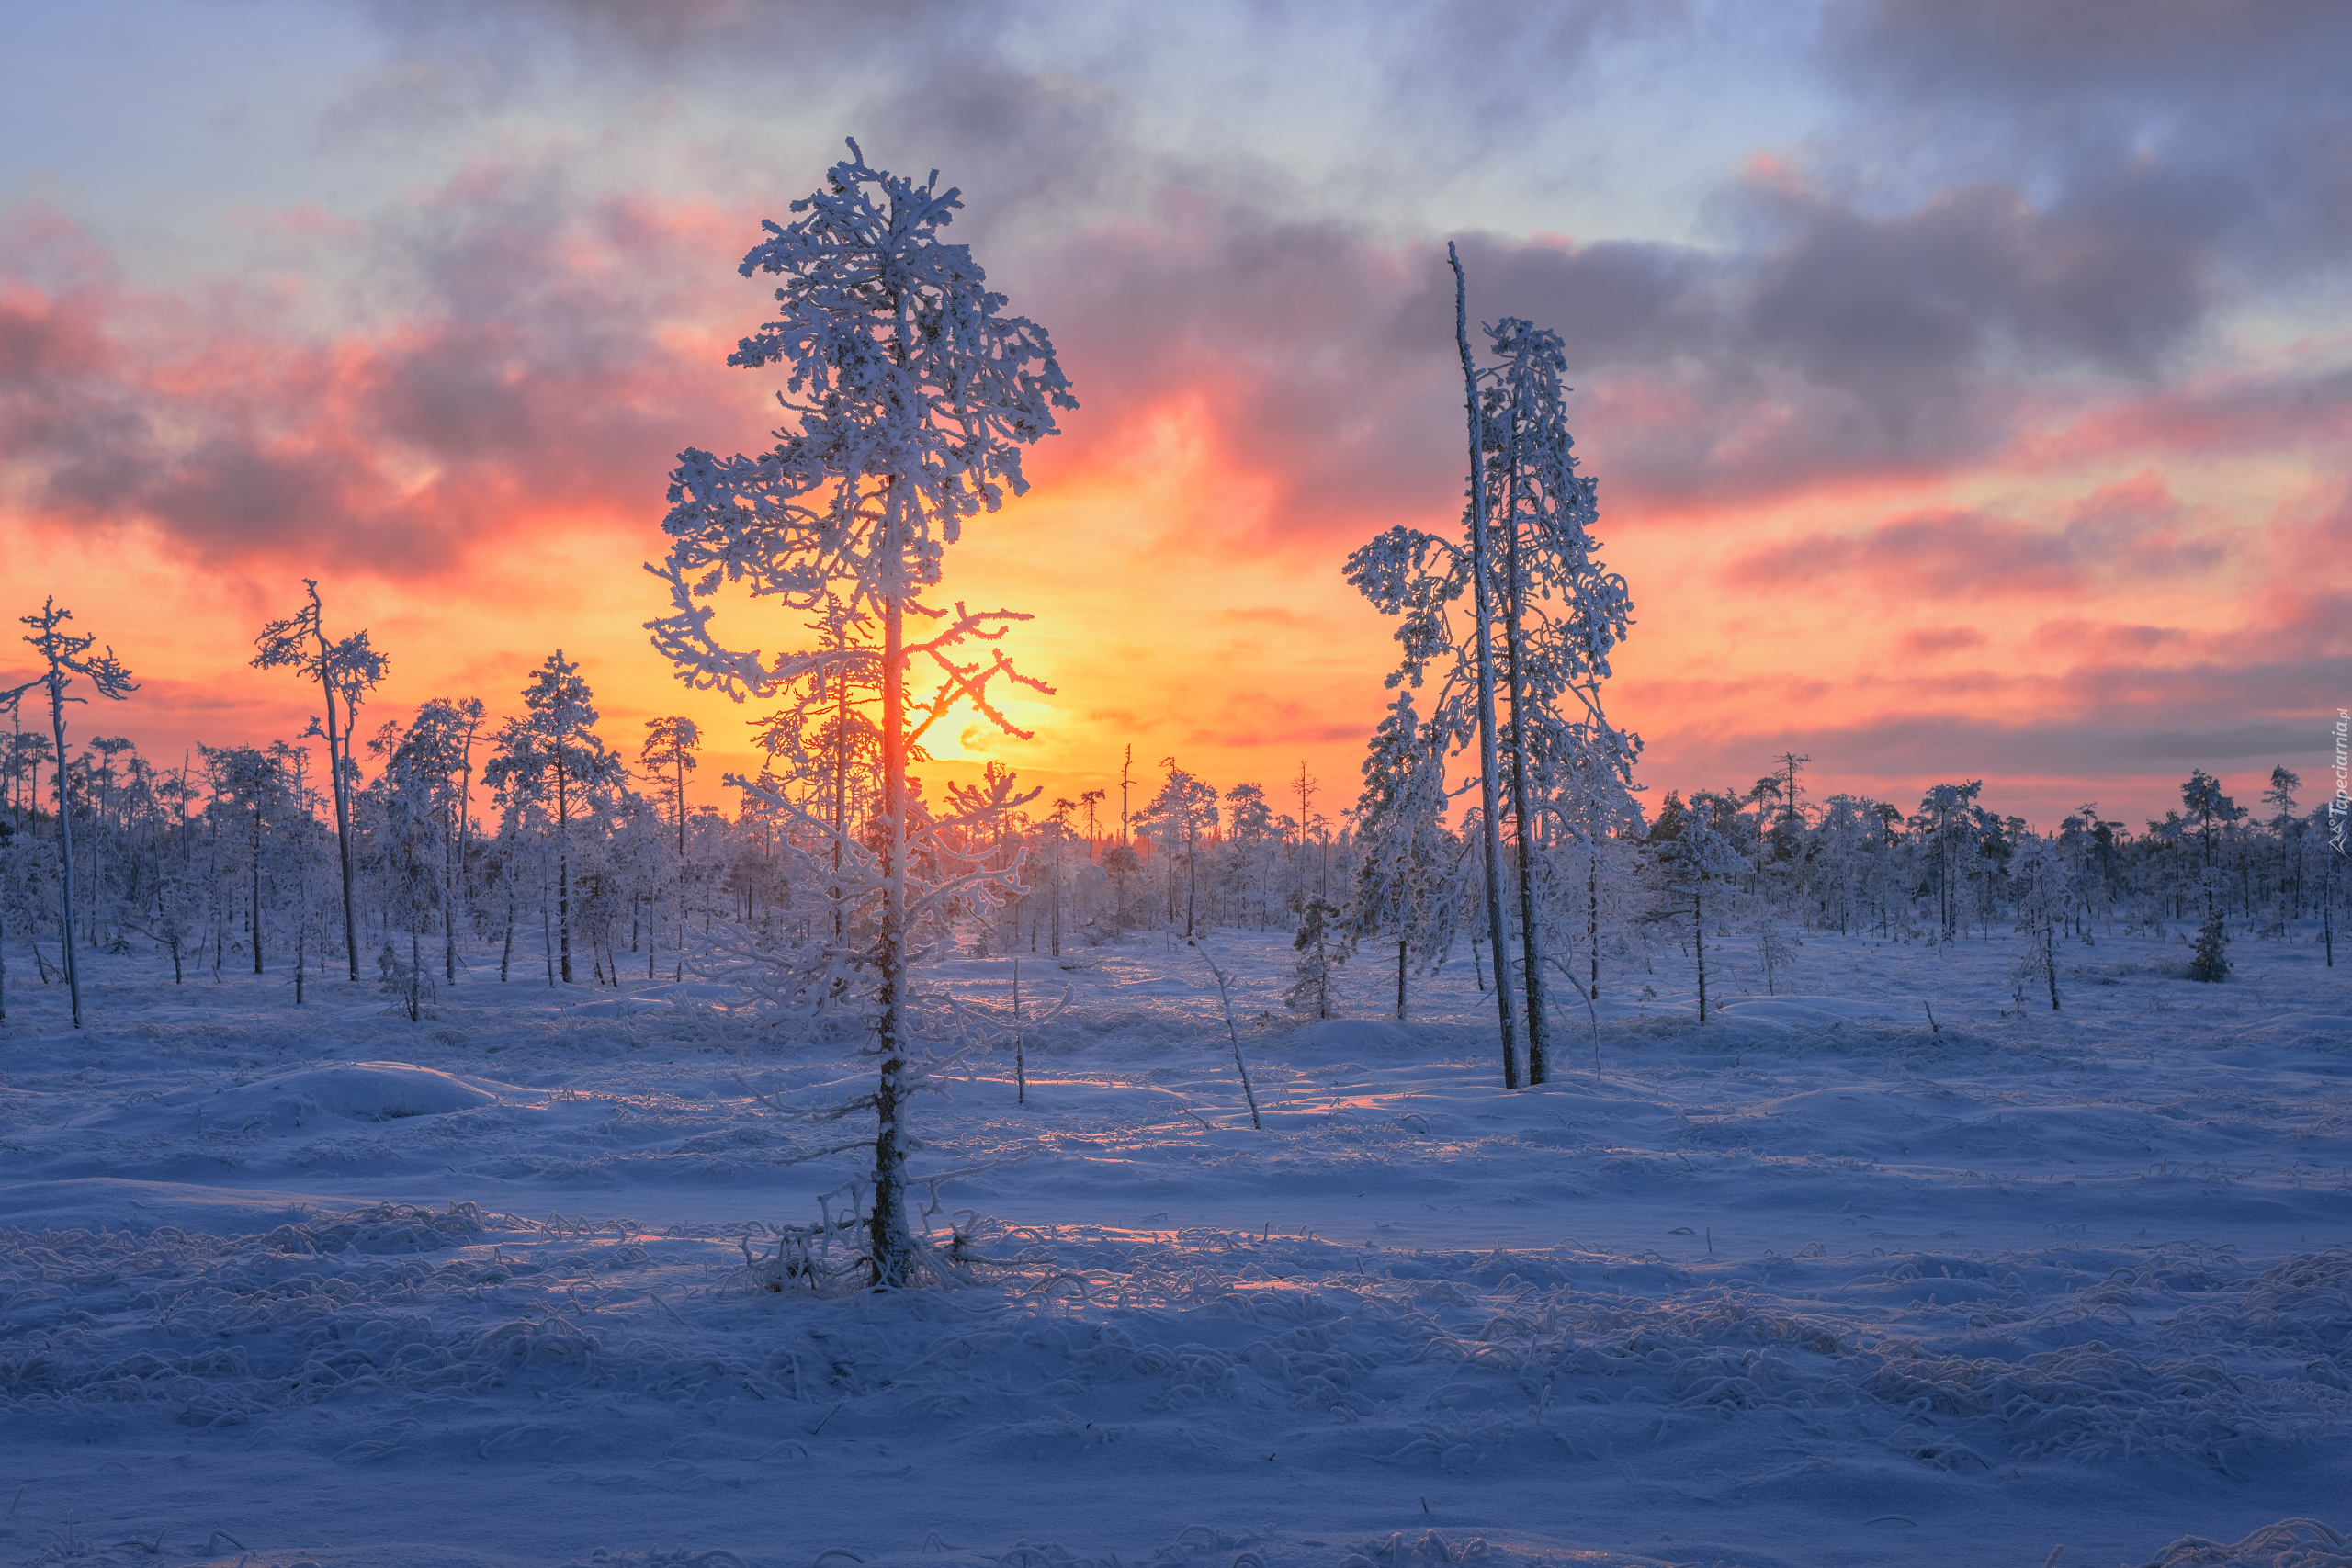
[3,924,2348,1568]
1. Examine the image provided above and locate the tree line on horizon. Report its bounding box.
[6,603,2339,1027]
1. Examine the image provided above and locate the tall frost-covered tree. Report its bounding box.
[1915,782,1984,941]
[648,141,1076,1286]
[1346,249,1639,1087]
[483,652,624,986]
[20,599,136,1029]
[198,745,285,977]
[641,717,701,859]
[377,698,484,984]
[1477,313,1640,1063]
[1652,791,1747,1024]
[253,582,387,982]
[1139,759,1218,938]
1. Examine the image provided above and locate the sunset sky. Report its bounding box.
[6,1,2347,832]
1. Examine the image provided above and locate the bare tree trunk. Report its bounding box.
[1451,243,1521,1089]
[1501,479,1548,1083]
[556,750,573,984]
[251,807,265,975]
[1589,848,1600,1002]
[1695,882,1709,1024]
[45,685,84,1028]
[870,573,916,1287]
[320,670,359,981]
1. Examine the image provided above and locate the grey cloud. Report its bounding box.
[1371,0,1694,155]
[1818,0,2352,281]
[1634,699,2343,825]
[2126,723,2329,763]
[1824,0,2352,107]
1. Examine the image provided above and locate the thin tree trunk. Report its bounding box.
[1588,846,1605,1002]
[1695,883,1709,1023]
[1498,408,1550,1082]
[870,570,915,1287]
[1451,243,1521,1089]
[251,807,265,975]
[45,682,84,1028]
[556,751,572,984]
[319,668,359,981]
[90,775,105,950]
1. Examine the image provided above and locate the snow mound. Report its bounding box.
[1712,995,1913,1028]
[2252,1014,2352,1046]
[568,997,681,1018]
[630,981,748,1004]
[203,1062,498,1131]
[1292,1019,1416,1054]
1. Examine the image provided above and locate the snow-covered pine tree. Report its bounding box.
[1476,314,1640,1081]
[374,702,484,998]
[1346,690,1451,1020]
[2260,767,2301,934]
[501,653,624,985]
[481,660,627,989]
[1540,749,1631,1006]
[1139,760,1218,938]
[19,599,137,1029]
[2189,880,2232,982]
[639,716,703,971]
[648,141,1075,1287]
[1286,894,1344,1020]
[374,739,445,1021]
[253,581,386,983]
[2007,833,2066,1009]
[641,717,701,859]
[388,698,485,983]
[1653,791,1747,1023]
[1346,256,1640,1087]
[197,746,286,976]
[1913,782,1984,942]
[1348,245,1520,1083]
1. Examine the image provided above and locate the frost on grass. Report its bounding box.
[6,1200,2346,1493]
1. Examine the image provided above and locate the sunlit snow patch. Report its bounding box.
[571,981,752,1017]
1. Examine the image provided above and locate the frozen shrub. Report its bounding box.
[2188,908,2232,982]
[1286,896,1345,1019]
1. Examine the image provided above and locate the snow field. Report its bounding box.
[0,924,2346,1568]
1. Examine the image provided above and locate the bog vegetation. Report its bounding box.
[5,145,2346,1284]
